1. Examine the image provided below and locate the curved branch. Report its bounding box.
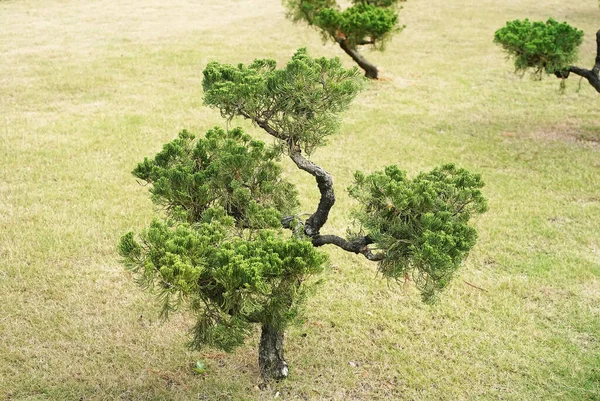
[594,29,600,75]
[281,217,385,261]
[554,29,600,93]
[251,116,383,262]
[559,66,600,93]
[237,110,289,141]
[235,114,334,237]
[356,39,376,46]
[336,38,379,79]
[312,234,384,261]
[288,149,335,236]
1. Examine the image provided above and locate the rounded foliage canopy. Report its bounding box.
[120,210,325,351]
[349,164,488,302]
[203,48,363,155]
[284,0,404,50]
[494,18,584,78]
[131,127,298,225]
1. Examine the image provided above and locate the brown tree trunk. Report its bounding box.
[258,324,288,380]
[337,39,379,79]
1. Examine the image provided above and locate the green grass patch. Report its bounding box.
[1,0,599,400]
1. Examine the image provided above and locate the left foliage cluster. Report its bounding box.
[119,127,326,352]
[131,127,298,224]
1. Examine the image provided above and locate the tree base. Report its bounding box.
[258,325,288,380]
[364,67,379,80]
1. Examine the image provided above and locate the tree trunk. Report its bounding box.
[336,39,379,79]
[258,324,288,380]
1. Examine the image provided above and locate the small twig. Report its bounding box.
[463,280,488,292]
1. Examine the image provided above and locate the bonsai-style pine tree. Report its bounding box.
[283,0,405,79]
[119,48,487,380]
[494,18,600,93]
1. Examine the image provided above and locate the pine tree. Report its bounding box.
[283,0,406,79]
[119,48,487,380]
[494,19,600,93]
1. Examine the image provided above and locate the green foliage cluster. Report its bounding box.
[120,209,325,351]
[284,0,404,50]
[131,127,298,225]
[348,164,488,302]
[120,127,326,352]
[494,18,584,78]
[203,48,363,155]
[285,0,337,25]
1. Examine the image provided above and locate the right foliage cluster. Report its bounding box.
[349,164,488,302]
[494,18,584,78]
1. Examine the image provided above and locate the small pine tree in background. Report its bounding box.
[120,48,487,380]
[283,0,406,79]
[494,18,600,93]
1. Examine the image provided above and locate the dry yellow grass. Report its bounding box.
[1,0,599,400]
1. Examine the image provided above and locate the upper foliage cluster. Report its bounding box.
[132,127,298,226]
[284,0,404,50]
[494,18,584,78]
[349,164,488,302]
[203,48,363,155]
[119,207,325,352]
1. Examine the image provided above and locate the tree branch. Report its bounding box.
[562,66,600,93]
[336,38,379,79]
[593,29,600,75]
[237,110,289,141]
[248,110,384,262]
[554,29,600,93]
[288,149,335,236]
[356,39,376,46]
[312,234,385,261]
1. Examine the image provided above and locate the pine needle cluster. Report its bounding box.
[494,18,584,79]
[285,0,405,51]
[348,164,488,302]
[119,127,326,352]
[130,127,298,224]
[203,48,363,155]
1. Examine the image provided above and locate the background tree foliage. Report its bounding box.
[494,19,583,78]
[120,49,487,380]
[283,0,406,78]
[495,18,600,93]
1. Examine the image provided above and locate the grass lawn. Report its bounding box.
[1,0,599,399]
